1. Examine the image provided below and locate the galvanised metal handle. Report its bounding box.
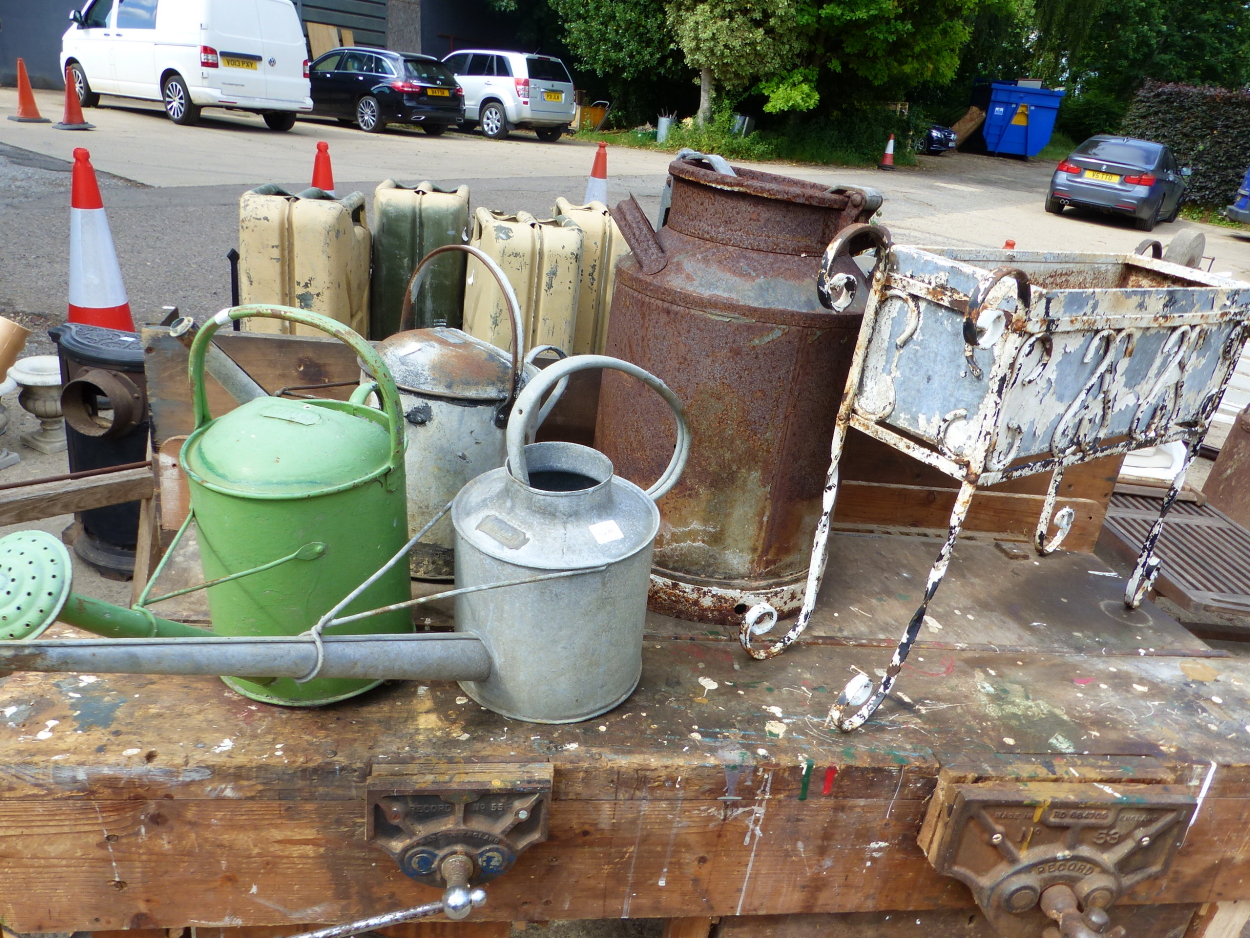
[401,244,526,415]
[818,222,892,311]
[188,305,406,480]
[964,267,1032,346]
[505,355,691,502]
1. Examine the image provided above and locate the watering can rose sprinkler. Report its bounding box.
[0,353,690,725]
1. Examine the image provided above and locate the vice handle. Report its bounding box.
[188,305,406,479]
[399,244,526,413]
[505,355,691,502]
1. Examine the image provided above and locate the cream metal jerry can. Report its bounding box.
[370,180,471,339]
[553,198,631,355]
[462,209,582,354]
[238,185,371,337]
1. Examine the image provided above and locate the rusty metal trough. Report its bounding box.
[740,224,1250,731]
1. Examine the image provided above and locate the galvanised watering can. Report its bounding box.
[451,355,690,722]
[165,305,413,705]
[380,244,565,581]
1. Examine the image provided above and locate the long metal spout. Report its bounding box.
[0,633,491,682]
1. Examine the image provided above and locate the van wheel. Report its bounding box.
[356,95,385,133]
[162,75,200,125]
[263,111,297,132]
[479,102,509,139]
[68,63,99,109]
[535,126,565,142]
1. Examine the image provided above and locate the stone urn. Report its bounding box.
[10,356,66,455]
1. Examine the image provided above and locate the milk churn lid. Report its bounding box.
[182,396,391,496]
[377,326,513,402]
[49,324,144,371]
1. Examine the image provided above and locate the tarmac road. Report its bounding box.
[2,86,1249,338]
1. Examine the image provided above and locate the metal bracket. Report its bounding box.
[919,767,1195,938]
[367,762,552,890]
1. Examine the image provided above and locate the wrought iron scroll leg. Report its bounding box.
[828,478,979,732]
[1035,467,1075,555]
[1124,438,1199,608]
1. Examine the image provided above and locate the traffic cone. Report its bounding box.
[311,141,335,195]
[877,134,895,171]
[583,142,608,204]
[8,59,50,124]
[68,149,134,331]
[54,66,94,131]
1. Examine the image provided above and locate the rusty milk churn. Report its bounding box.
[377,244,565,580]
[598,152,882,624]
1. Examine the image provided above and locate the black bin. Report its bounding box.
[49,324,149,579]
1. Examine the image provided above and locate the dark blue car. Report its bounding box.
[1227,165,1250,224]
[309,47,464,134]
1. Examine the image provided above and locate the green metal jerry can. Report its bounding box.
[177,305,412,705]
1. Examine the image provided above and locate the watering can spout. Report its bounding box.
[0,529,491,686]
[0,634,492,683]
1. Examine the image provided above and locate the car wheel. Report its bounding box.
[68,63,99,109]
[535,126,564,142]
[162,74,201,125]
[1045,196,1064,214]
[422,123,448,136]
[263,111,297,132]
[1165,197,1182,223]
[479,102,508,140]
[356,95,385,133]
[1135,206,1159,231]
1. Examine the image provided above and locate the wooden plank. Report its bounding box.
[833,480,1107,554]
[1187,902,1250,938]
[191,926,510,938]
[0,466,153,526]
[305,22,339,59]
[716,906,1197,938]
[662,918,717,938]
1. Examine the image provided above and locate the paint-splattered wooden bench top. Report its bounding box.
[0,534,1247,933]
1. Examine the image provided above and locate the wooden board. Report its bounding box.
[0,467,153,526]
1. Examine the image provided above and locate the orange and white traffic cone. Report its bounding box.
[583,142,608,204]
[68,149,134,331]
[54,66,94,131]
[311,140,335,195]
[877,134,895,171]
[8,59,50,124]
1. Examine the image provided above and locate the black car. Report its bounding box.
[918,125,958,155]
[309,48,464,134]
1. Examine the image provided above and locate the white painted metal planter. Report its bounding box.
[740,224,1250,731]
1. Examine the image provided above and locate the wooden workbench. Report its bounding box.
[2,531,1249,938]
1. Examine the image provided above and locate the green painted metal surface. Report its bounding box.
[180,306,413,706]
[370,180,470,339]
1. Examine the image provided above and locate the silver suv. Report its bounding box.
[441,50,575,141]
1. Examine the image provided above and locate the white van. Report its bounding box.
[61,0,312,130]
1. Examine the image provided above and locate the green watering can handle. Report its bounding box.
[187,305,406,479]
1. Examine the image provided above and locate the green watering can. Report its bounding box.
[142,305,412,705]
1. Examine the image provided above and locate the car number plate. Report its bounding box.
[222,56,258,70]
[427,88,450,96]
[1084,170,1120,182]
[543,91,563,102]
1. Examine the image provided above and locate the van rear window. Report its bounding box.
[525,57,572,83]
[404,59,456,84]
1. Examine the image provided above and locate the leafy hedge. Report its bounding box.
[1120,81,1250,206]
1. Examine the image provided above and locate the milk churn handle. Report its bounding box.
[818,223,892,312]
[505,355,691,502]
[400,244,526,411]
[189,306,406,481]
[964,267,1032,347]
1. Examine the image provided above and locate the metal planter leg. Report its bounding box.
[1124,438,1199,608]
[1035,467,1076,555]
[827,477,980,732]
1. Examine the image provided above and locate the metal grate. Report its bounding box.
[1103,493,1250,614]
